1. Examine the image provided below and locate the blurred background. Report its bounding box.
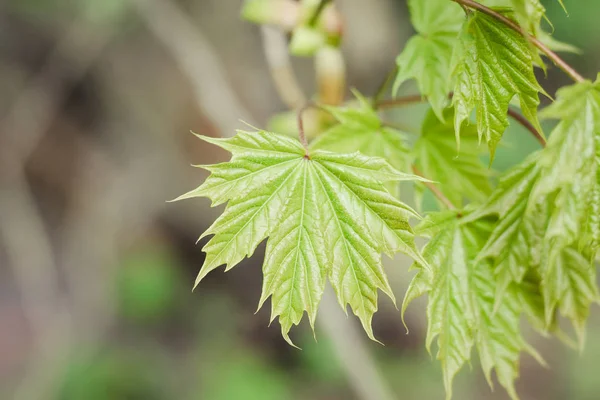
[0,0,599,399]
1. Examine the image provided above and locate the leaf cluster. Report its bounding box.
[177,1,600,399]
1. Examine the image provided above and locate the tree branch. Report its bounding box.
[297,102,314,152]
[451,0,585,83]
[372,65,398,107]
[412,166,458,211]
[507,106,546,146]
[377,94,546,147]
[376,94,425,109]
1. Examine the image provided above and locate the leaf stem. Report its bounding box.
[451,0,585,83]
[297,102,313,154]
[507,106,546,146]
[372,65,398,107]
[377,93,546,147]
[297,101,333,154]
[412,165,458,211]
[376,94,424,109]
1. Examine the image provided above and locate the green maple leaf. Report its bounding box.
[472,252,543,400]
[403,210,539,400]
[471,153,546,297]
[177,130,427,344]
[473,77,600,340]
[540,242,599,342]
[530,77,600,337]
[451,10,544,159]
[393,0,464,119]
[537,30,581,55]
[414,108,492,207]
[310,91,412,196]
[533,77,600,244]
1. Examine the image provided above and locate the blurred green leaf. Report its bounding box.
[299,334,344,384]
[117,245,179,322]
[202,351,292,400]
[60,348,165,400]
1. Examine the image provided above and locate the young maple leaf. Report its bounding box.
[176,130,427,345]
[451,10,545,159]
[394,0,464,120]
[531,76,600,340]
[403,210,542,400]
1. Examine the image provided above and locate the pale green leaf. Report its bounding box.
[531,78,600,336]
[179,130,426,344]
[404,211,538,399]
[452,11,544,159]
[534,78,600,250]
[394,0,463,119]
[406,213,475,398]
[414,108,492,207]
[402,210,460,323]
[541,243,599,343]
[537,30,581,54]
[472,258,542,400]
[310,91,412,196]
[471,153,546,296]
[473,77,600,340]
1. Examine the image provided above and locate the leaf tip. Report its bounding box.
[280,324,301,349]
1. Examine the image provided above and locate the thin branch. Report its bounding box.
[297,102,315,152]
[377,93,546,147]
[451,0,585,83]
[372,65,398,107]
[412,166,458,211]
[381,120,418,134]
[507,107,546,146]
[376,94,425,109]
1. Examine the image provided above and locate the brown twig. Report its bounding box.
[451,0,585,83]
[297,102,317,153]
[412,166,458,211]
[376,94,424,109]
[372,65,398,107]
[507,107,546,146]
[377,93,546,147]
